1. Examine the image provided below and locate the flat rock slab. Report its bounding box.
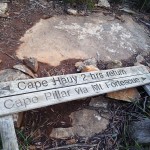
[50,109,109,138]
[130,118,150,144]
[0,3,7,16]
[16,14,150,66]
[0,69,29,82]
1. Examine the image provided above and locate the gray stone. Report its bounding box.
[0,3,8,17]
[130,118,150,144]
[50,128,74,139]
[67,9,78,16]
[75,58,97,72]
[70,109,109,137]
[23,57,38,73]
[0,69,29,82]
[81,65,100,72]
[107,60,122,69]
[16,14,150,66]
[96,0,110,8]
[134,62,142,66]
[119,8,136,15]
[136,55,145,63]
[0,69,29,124]
[107,88,141,102]
[50,109,109,139]
[89,96,108,108]
[13,64,35,78]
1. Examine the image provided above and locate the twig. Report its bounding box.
[139,19,150,28]
[0,49,16,60]
[143,96,148,111]
[48,144,97,150]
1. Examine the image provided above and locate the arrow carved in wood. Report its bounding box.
[141,77,146,81]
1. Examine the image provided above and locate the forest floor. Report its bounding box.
[0,1,150,150]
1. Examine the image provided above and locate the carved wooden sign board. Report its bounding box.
[0,65,150,116]
[0,65,150,150]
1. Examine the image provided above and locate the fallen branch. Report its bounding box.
[48,144,97,150]
[0,49,16,60]
[139,19,150,28]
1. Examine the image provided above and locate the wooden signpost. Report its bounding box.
[0,65,150,150]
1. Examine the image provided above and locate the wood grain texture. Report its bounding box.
[0,73,150,116]
[0,115,19,150]
[143,84,150,96]
[0,65,148,98]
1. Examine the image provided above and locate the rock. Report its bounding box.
[107,88,141,102]
[50,128,74,139]
[78,11,86,16]
[0,69,29,82]
[50,109,109,138]
[42,14,53,20]
[146,66,150,72]
[96,0,110,8]
[13,64,35,78]
[82,65,100,72]
[134,62,142,66]
[70,109,109,137]
[89,96,108,108]
[75,58,97,72]
[119,8,137,15]
[134,63,150,72]
[67,9,78,15]
[0,69,29,125]
[75,61,83,70]
[84,58,97,67]
[107,60,122,69]
[66,138,76,145]
[130,118,150,145]
[141,51,149,57]
[23,57,38,73]
[136,55,145,63]
[0,3,8,17]
[0,59,2,64]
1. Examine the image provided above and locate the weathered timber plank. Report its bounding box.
[0,115,19,150]
[0,65,148,98]
[0,73,150,116]
[143,84,150,96]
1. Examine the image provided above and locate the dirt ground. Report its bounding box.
[0,1,150,150]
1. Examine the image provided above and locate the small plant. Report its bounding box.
[16,129,32,150]
[63,0,95,11]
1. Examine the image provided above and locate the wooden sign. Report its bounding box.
[0,65,150,150]
[0,66,148,98]
[0,71,150,116]
[143,84,150,96]
[0,115,19,150]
